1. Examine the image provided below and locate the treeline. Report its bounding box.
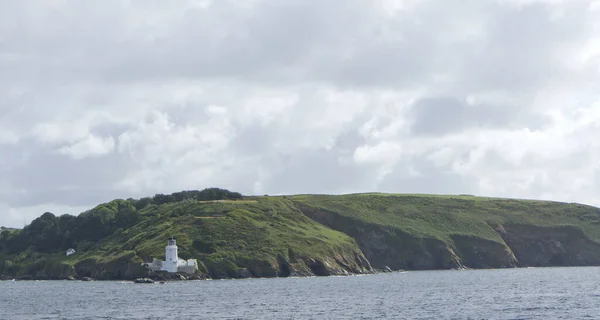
[0,188,243,255]
[0,199,140,255]
[133,188,243,210]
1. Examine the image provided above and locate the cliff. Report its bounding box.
[289,194,600,270]
[2,190,600,280]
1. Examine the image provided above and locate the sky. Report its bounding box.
[1,0,600,227]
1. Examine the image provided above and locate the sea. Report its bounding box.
[2,267,600,319]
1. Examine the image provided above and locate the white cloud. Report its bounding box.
[58,134,115,160]
[0,202,90,228]
[0,129,18,145]
[115,109,235,193]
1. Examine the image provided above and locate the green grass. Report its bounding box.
[37,197,361,279]
[286,193,600,244]
[4,191,600,279]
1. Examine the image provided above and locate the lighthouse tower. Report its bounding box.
[141,237,198,274]
[164,237,179,273]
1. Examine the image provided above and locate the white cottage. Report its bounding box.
[66,248,76,256]
[144,237,198,275]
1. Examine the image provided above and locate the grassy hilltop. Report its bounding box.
[0,189,371,280]
[289,193,600,269]
[2,189,600,280]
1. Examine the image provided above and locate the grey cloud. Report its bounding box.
[378,158,478,196]
[1,0,364,84]
[229,123,274,156]
[1,137,130,207]
[255,124,373,194]
[408,96,549,136]
[3,0,589,92]
[454,2,592,94]
[0,0,599,226]
[260,148,377,195]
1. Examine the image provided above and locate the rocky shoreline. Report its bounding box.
[0,265,486,282]
[0,267,391,282]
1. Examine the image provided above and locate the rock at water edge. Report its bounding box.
[134,278,155,284]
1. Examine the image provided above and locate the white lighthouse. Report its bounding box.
[164,237,179,273]
[143,237,199,274]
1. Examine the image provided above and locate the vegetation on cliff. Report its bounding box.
[0,189,370,280]
[290,193,600,270]
[2,190,600,280]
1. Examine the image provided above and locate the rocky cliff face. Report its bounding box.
[281,251,374,277]
[296,205,464,270]
[450,234,517,268]
[73,252,148,280]
[297,203,600,271]
[206,250,374,280]
[497,224,600,267]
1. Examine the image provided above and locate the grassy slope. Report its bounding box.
[289,193,600,241]
[56,197,362,279]
[5,192,600,279]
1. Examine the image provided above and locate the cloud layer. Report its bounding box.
[1,0,599,226]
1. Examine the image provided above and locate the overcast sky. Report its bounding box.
[1,0,599,227]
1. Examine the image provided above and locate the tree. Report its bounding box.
[135,197,152,210]
[115,205,140,229]
[23,212,61,253]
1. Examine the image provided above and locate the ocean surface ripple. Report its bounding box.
[2,267,600,319]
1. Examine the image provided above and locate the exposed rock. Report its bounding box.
[451,234,518,268]
[499,224,600,267]
[188,274,209,280]
[246,260,278,278]
[74,252,148,280]
[306,258,331,276]
[286,260,314,277]
[297,204,463,270]
[81,277,94,282]
[276,255,292,277]
[234,268,252,279]
[299,203,600,271]
[176,274,188,281]
[134,278,155,284]
[146,270,198,281]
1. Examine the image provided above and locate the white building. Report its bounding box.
[164,237,179,272]
[66,248,76,256]
[144,237,198,275]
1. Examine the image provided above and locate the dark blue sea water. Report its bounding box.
[2,267,600,319]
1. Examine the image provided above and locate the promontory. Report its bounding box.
[2,188,600,280]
